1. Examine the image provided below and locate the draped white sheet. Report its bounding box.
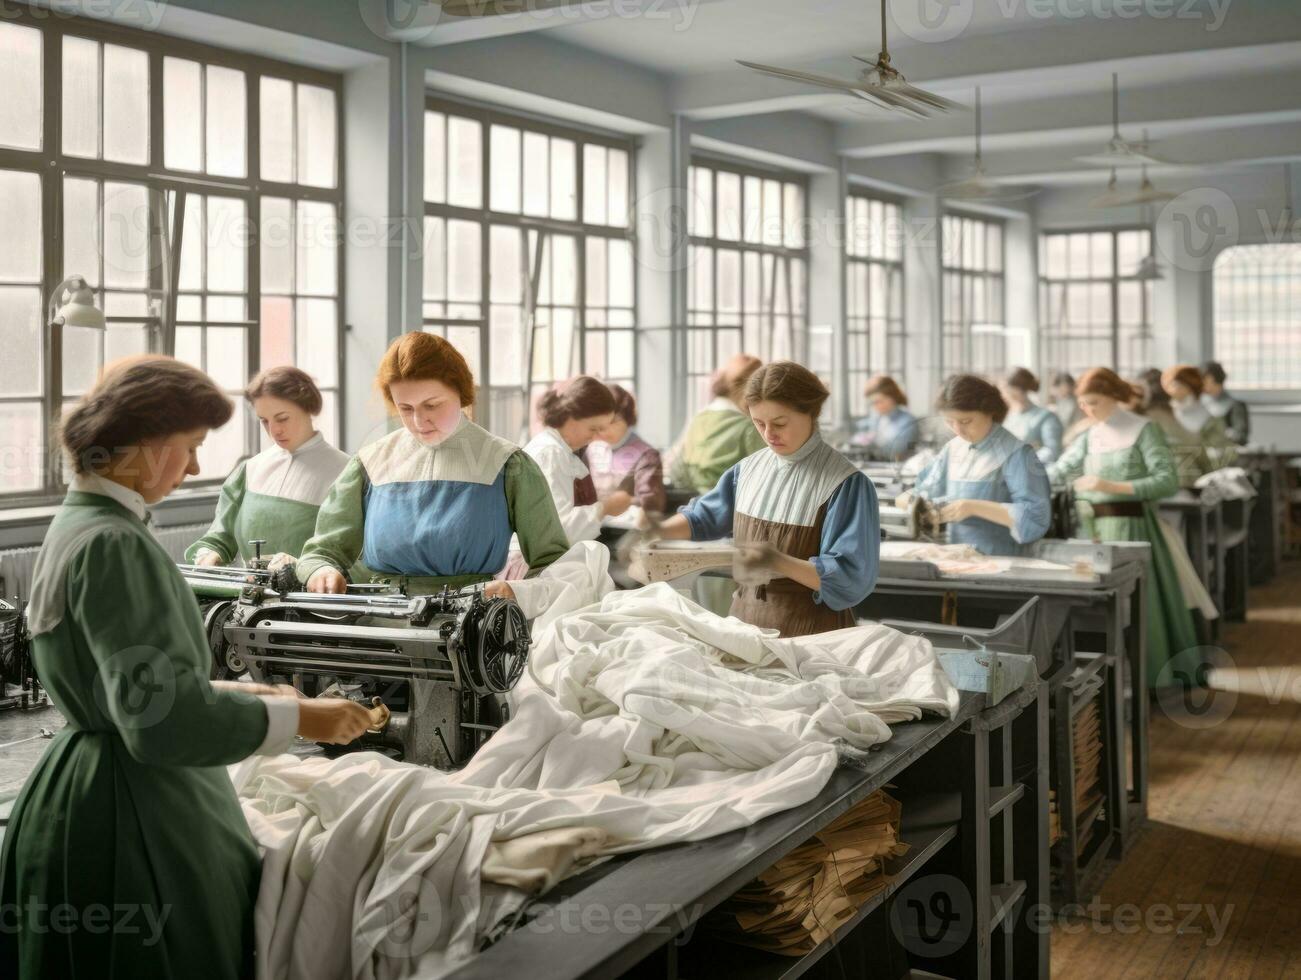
[232,575,959,980]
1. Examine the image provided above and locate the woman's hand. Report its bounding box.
[894,491,914,510]
[483,581,516,602]
[296,699,373,744]
[733,541,783,585]
[938,500,977,524]
[306,567,348,594]
[601,490,634,518]
[195,551,224,567]
[1074,475,1108,493]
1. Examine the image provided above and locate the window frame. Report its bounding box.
[0,6,345,507]
[845,189,906,419]
[422,94,638,440]
[940,210,1006,378]
[1211,242,1301,392]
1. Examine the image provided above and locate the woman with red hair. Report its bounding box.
[1162,364,1236,466]
[1048,367,1198,686]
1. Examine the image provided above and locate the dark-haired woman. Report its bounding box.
[523,376,634,545]
[852,374,919,462]
[1048,367,1197,685]
[654,362,880,637]
[187,365,348,568]
[296,332,570,607]
[587,383,667,514]
[0,356,371,979]
[906,374,1052,556]
[1001,367,1064,464]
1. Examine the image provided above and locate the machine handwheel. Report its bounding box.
[203,600,247,679]
[455,596,530,695]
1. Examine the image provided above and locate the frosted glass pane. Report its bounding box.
[489,305,522,385]
[176,294,202,321]
[296,298,337,387]
[607,148,628,228]
[164,58,202,171]
[583,145,606,225]
[62,36,99,158]
[422,217,446,301]
[260,197,293,294]
[206,326,246,389]
[207,295,245,322]
[0,402,42,493]
[489,125,520,213]
[447,220,480,303]
[489,225,520,303]
[448,326,479,379]
[105,323,148,363]
[103,182,150,288]
[716,171,741,242]
[0,23,42,151]
[548,235,577,306]
[296,84,336,188]
[424,111,445,204]
[522,132,548,217]
[259,77,294,183]
[447,116,481,208]
[206,196,247,292]
[260,296,294,368]
[205,65,246,178]
[62,325,102,396]
[316,390,337,445]
[550,138,576,221]
[608,330,633,379]
[178,193,203,291]
[0,286,41,396]
[198,398,245,479]
[585,238,606,307]
[175,325,201,367]
[103,292,150,317]
[0,169,42,282]
[103,44,148,165]
[295,201,337,296]
[608,239,633,308]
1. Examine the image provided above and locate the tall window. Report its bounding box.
[846,193,904,417]
[0,13,343,503]
[686,159,807,416]
[1038,228,1153,380]
[1213,244,1301,388]
[423,99,635,439]
[941,213,1004,376]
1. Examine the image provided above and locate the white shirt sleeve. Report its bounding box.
[529,444,604,544]
[255,697,299,756]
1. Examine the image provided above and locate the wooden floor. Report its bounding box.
[1051,559,1301,978]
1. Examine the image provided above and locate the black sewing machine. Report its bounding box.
[0,596,45,712]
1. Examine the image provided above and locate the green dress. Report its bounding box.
[0,489,283,979]
[670,398,766,494]
[1050,414,1199,688]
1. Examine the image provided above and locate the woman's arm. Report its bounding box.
[808,472,880,609]
[185,462,246,564]
[530,444,603,543]
[295,457,367,586]
[1038,412,1064,464]
[676,464,740,541]
[504,451,571,574]
[1046,428,1087,485]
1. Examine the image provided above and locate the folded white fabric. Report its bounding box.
[233,582,959,980]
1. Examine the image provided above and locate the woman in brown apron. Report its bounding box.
[655,362,881,637]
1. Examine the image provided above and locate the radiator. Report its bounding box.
[0,523,209,604]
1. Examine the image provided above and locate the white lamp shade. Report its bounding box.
[51,277,105,330]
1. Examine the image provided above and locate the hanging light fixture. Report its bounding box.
[936,87,1039,201]
[1077,73,1169,168]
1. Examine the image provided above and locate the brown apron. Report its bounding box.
[574,473,597,507]
[730,505,855,638]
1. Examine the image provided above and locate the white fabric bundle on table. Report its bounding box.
[232,579,959,980]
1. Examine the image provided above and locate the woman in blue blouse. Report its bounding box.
[1001,367,1064,465]
[904,374,1052,556]
[653,362,880,637]
[852,375,920,462]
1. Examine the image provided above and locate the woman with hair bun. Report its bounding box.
[852,374,919,462]
[653,362,880,637]
[522,375,634,545]
[0,356,371,979]
[1162,364,1236,466]
[669,353,767,494]
[587,384,667,515]
[904,374,1052,556]
[1048,367,1197,685]
[1001,367,1064,464]
[188,365,349,569]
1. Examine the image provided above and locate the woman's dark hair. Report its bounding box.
[1077,366,1137,402]
[1138,368,1172,412]
[1162,364,1204,398]
[1051,372,1075,389]
[538,375,617,428]
[61,355,233,475]
[935,374,1008,424]
[865,374,908,407]
[608,383,638,427]
[1004,367,1040,394]
[743,361,831,419]
[1202,360,1228,385]
[245,365,323,415]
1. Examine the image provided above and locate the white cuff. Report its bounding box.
[194,548,221,564]
[256,697,299,756]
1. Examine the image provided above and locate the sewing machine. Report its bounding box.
[203,578,530,769]
[0,596,45,712]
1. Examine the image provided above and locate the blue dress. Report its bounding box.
[853,407,920,462]
[914,424,1053,556]
[1004,405,1064,465]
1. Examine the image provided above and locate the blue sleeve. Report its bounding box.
[1037,412,1064,465]
[1003,445,1053,545]
[888,414,920,460]
[854,415,874,433]
[809,472,880,611]
[913,445,949,501]
[680,463,739,540]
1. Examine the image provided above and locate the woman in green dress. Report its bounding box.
[188,366,349,569]
[0,356,372,980]
[1162,363,1237,469]
[1048,367,1199,688]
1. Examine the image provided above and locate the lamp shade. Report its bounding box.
[49,276,105,331]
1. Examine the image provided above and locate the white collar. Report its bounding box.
[1089,407,1148,453]
[269,430,325,459]
[774,428,824,467]
[705,397,743,415]
[73,472,150,522]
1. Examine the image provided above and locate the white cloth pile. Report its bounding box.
[232,569,959,979]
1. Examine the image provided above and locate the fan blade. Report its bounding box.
[938,175,1041,201]
[736,61,864,94]
[892,82,965,112]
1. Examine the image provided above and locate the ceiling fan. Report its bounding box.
[737,0,962,118]
[936,88,1039,201]
[1077,74,1168,168]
